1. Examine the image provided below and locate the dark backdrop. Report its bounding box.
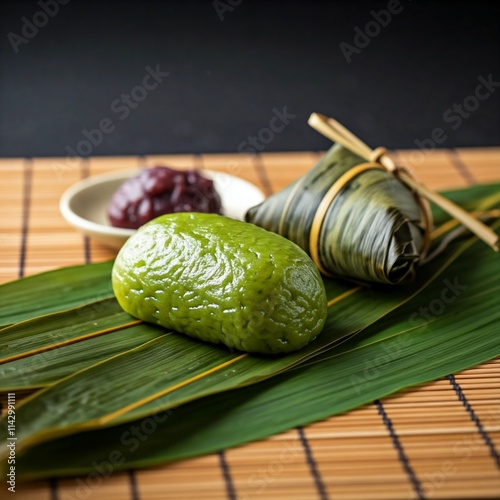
[0,0,499,157]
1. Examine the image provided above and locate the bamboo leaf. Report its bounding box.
[12,226,500,480]
[0,261,114,328]
[0,324,165,391]
[1,215,494,461]
[0,299,139,363]
[430,183,500,226]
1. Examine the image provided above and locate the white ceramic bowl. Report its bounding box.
[60,169,266,249]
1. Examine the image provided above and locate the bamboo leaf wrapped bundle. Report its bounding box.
[247,112,498,285]
[246,144,429,284]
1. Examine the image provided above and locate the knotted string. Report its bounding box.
[308,113,498,252]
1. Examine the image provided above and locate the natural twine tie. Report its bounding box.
[308,113,499,253]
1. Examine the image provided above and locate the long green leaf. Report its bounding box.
[0,261,114,328]
[430,183,500,224]
[0,324,165,391]
[11,228,500,480]
[1,214,495,461]
[0,299,138,363]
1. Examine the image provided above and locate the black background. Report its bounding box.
[0,0,499,157]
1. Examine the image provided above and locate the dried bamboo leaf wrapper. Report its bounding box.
[246,144,425,284]
[248,145,364,250]
[320,170,423,283]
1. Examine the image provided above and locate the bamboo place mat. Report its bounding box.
[1,148,499,500]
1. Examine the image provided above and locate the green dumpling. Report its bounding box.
[112,213,327,354]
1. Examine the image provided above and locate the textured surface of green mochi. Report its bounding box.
[112,213,327,354]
